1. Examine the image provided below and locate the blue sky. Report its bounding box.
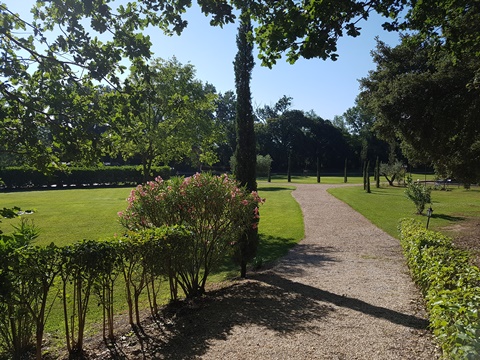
[5,1,401,120]
[147,6,402,120]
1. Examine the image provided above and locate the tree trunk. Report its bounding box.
[366,161,371,193]
[316,156,320,183]
[287,151,292,183]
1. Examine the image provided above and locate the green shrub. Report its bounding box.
[0,219,48,359]
[119,173,264,297]
[405,176,432,214]
[399,219,480,358]
[256,154,272,177]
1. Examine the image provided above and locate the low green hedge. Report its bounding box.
[0,165,171,189]
[399,219,480,359]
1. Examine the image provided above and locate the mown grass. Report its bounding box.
[0,188,131,246]
[0,183,305,346]
[328,184,480,238]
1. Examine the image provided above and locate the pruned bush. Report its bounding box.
[399,219,480,359]
[119,173,264,297]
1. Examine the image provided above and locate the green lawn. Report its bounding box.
[0,188,131,246]
[0,185,304,253]
[0,183,305,349]
[328,185,480,238]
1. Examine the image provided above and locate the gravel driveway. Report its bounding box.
[85,183,441,359]
[198,183,441,359]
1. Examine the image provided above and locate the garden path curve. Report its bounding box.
[199,183,441,359]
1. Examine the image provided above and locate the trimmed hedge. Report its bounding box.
[399,219,480,359]
[0,166,171,189]
[0,226,193,358]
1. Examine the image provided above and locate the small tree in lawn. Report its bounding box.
[405,176,432,214]
[380,161,406,186]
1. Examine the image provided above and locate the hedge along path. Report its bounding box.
[202,184,441,359]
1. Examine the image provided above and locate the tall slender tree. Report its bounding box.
[234,9,256,192]
[233,7,258,278]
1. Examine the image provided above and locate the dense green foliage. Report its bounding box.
[233,8,258,277]
[360,35,480,183]
[399,219,480,359]
[0,226,192,358]
[256,109,354,174]
[0,166,171,189]
[108,58,219,180]
[233,9,256,192]
[1,0,478,179]
[119,173,264,295]
[0,182,300,359]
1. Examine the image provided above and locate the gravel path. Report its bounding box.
[199,183,441,359]
[85,183,441,359]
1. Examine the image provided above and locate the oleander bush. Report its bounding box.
[0,173,264,359]
[399,219,480,359]
[119,173,264,298]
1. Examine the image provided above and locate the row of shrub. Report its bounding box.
[0,173,264,359]
[0,165,171,189]
[399,219,480,359]
[0,227,194,359]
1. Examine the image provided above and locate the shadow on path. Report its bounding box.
[108,279,334,359]
[252,272,429,330]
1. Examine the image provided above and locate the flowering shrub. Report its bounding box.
[119,173,264,297]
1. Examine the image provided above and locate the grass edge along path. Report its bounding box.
[327,185,480,239]
[0,183,305,355]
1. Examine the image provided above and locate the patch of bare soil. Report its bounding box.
[443,218,480,268]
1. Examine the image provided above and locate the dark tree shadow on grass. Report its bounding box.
[431,214,465,222]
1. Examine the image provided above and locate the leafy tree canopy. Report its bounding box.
[1,0,478,170]
[359,35,480,183]
[108,57,218,180]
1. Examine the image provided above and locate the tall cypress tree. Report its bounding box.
[233,8,258,278]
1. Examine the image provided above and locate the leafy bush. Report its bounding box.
[119,173,264,297]
[399,219,480,359]
[0,221,54,360]
[405,176,432,214]
[256,154,273,177]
